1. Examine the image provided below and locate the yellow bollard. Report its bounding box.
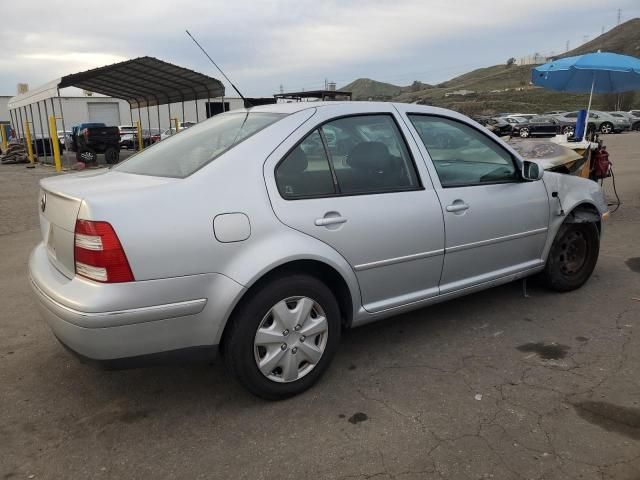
[136,120,143,151]
[0,125,7,152]
[24,122,35,163]
[48,116,62,172]
[173,118,180,133]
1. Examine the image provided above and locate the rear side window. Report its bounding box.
[116,112,285,178]
[408,115,518,188]
[276,131,336,199]
[276,114,420,199]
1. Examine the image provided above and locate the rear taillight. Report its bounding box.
[74,220,134,283]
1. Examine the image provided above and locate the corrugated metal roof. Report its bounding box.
[58,56,225,108]
[9,57,225,110]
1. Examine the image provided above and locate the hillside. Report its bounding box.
[341,78,405,101]
[340,18,640,113]
[559,18,640,58]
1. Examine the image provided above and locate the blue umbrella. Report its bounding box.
[532,51,640,139]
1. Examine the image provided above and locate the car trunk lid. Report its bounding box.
[38,169,175,279]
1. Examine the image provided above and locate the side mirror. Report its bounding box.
[522,160,543,181]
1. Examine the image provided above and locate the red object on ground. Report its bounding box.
[592,147,611,179]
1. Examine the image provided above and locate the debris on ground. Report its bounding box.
[0,143,29,164]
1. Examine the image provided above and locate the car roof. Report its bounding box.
[244,101,485,120]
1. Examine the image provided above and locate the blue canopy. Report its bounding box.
[532,51,640,93]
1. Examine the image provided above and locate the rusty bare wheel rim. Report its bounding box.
[557,230,588,276]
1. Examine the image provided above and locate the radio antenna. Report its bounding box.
[185,29,251,107]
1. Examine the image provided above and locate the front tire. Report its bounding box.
[600,122,613,134]
[224,274,341,400]
[519,127,530,138]
[540,223,599,292]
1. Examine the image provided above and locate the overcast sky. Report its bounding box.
[1,0,639,98]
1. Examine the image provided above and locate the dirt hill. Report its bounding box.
[558,18,640,58]
[340,18,640,114]
[340,78,406,101]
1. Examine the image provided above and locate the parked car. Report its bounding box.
[69,123,120,164]
[511,115,573,138]
[159,127,177,141]
[472,116,512,136]
[503,117,528,125]
[500,113,536,120]
[544,111,565,115]
[29,102,607,399]
[67,123,106,151]
[607,112,635,131]
[118,125,139,149]
[553,110,628,134]
[140,129,162,146]
[57,130,71,150]
[629,110,640,130]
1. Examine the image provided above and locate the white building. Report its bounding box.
[0,96,10,123]
[7,86,245,136]
[518,53,549,66]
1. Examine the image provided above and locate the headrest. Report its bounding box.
[280,147,308,175]
[347,142,391,172]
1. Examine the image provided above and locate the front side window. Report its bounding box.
[116,112,285,178]
[408,115,519,188]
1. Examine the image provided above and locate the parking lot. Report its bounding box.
[1,133,639,479]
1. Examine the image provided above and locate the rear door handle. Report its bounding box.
[446,203,469,213]
[315,216,347,227]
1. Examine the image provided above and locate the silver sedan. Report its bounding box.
[29,102,608,399]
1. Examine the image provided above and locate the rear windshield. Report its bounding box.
[116,112,286,178]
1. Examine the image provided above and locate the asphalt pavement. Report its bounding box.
[1,133,639,480]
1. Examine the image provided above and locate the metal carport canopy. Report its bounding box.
[57,56,225,109]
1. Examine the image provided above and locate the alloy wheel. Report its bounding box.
[600,123,613,134]
[519,128,530,138]
[254,296,328,383]
[80,151,95,163]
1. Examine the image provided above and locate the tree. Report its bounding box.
[506,57,516,67]
[602,92,634,111]
[410,80,423,92]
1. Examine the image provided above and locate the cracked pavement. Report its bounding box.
[1,133,639,479]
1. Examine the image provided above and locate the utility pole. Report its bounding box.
[617,9,621,25]
[566,40,570,52]
[279,84,284,94]
[601,25,605,35]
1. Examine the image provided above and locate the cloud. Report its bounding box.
[0,0,638,96]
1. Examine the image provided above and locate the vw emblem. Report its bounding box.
[40,192,47,213]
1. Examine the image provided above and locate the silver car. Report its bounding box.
[554,110,629,134]
[29,102,608,399]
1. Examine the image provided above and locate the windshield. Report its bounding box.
[116,112,286,178]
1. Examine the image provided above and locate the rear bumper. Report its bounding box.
[29,243,245,363]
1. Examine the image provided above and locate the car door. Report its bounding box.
[264,104,445,313]
[537,117,556,135]
[398,108,549,294]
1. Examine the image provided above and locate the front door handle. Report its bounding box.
[446,202,469,213]
[315,216,348,227]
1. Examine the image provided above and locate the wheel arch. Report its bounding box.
[218,258,356,353]
[563,201,602,235]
